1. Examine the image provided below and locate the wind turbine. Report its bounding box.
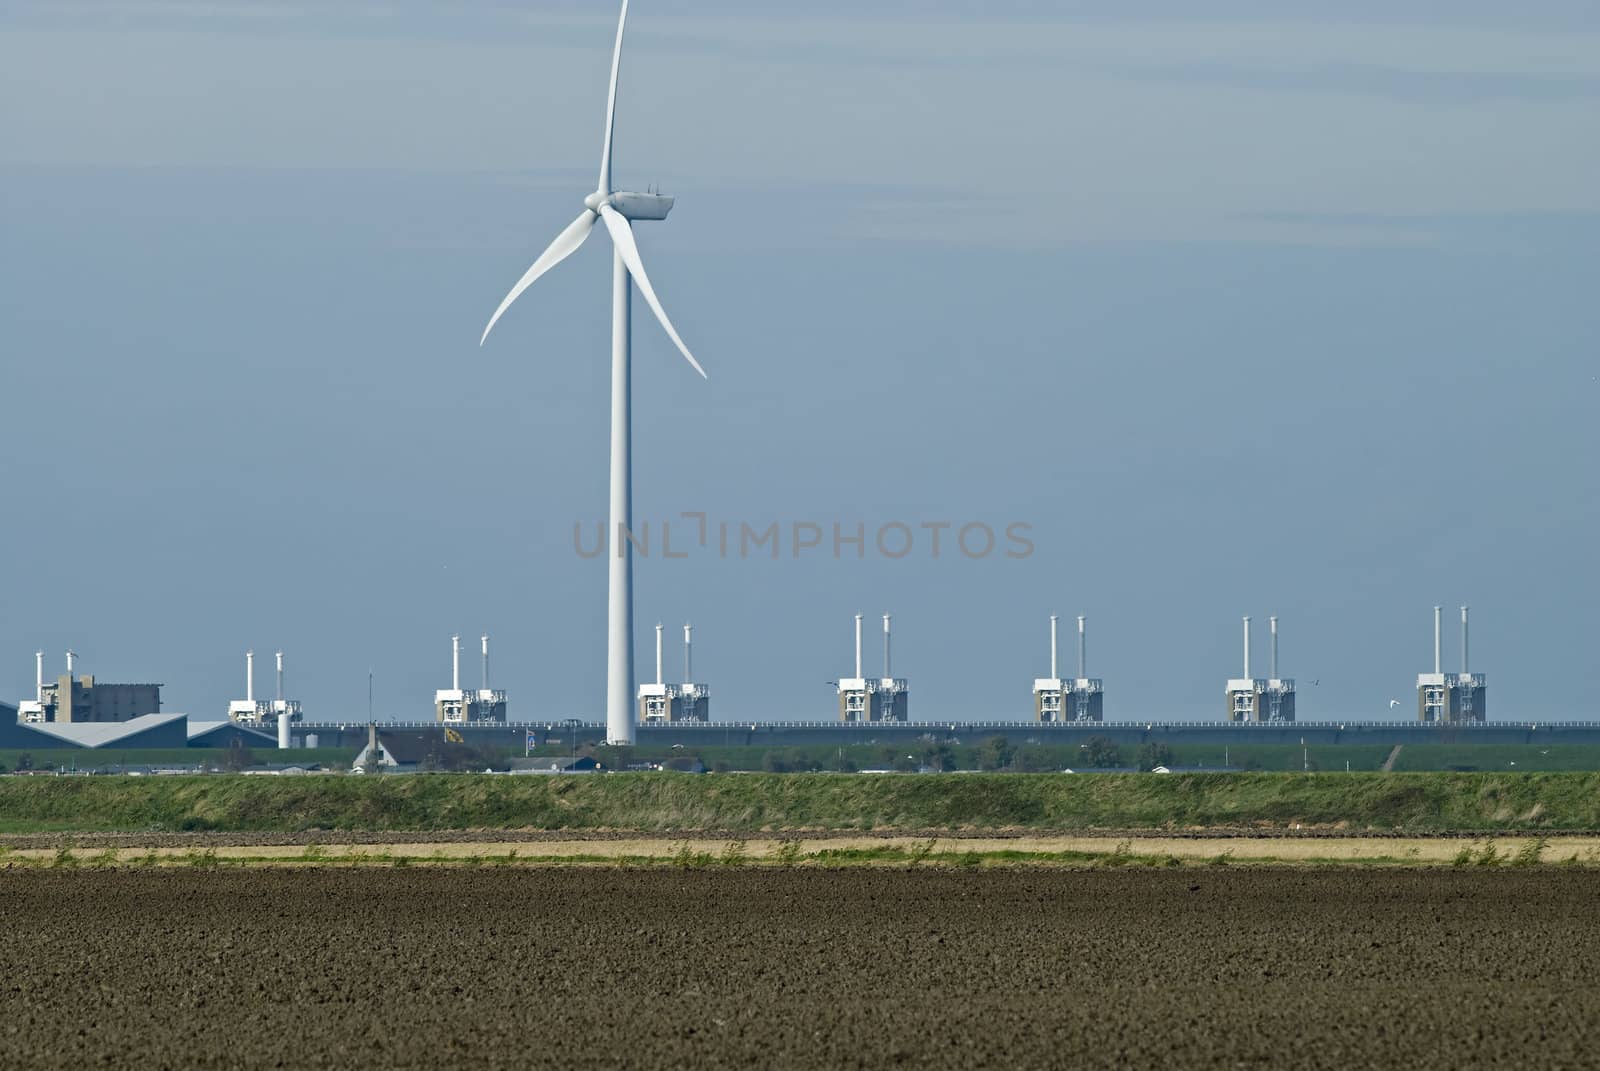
[480,0,704,746]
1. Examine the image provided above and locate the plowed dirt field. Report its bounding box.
[1,868,1592,1068]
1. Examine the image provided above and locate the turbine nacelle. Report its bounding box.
[585,190,675,221]
[481,0,697,372]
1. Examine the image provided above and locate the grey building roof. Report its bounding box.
[21,713,190,750]
[350,731,456,771]
[350,743,411,770]
[187,721,277,749]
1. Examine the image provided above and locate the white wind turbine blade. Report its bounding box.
[480,209,597,345]
[597,0,629,194]
[599,204,706,378]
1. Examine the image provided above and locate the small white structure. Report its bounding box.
[436,634,507,723]
[679,623,710,721]
[474,634,508,720]
[1226,616,1295,722]
[1263,617,1296,722]
[838,613,908,722]
[1226,616,1267,721]
[17,651,46,723]
[227,650,270,724]
[1417,605,1486,723]
[1034,615,1104,721]
[228,650,303,728]
[638,623,710,723]
[436,635,466,723]
[1033,616,1064,721]
[637,624,674,723]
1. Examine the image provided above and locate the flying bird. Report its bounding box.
[1389,699,1401,709]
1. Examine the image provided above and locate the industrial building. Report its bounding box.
[1,711,184,749]
[837,613,908,722]
[1417,606,1487,723]
[1033,615,1104,721]
[0,706,278,751]
[1225,617,1295,722]
[226,650,304,737]
[435,635,508,724]
[23,712,1600,758]
[638,623,710,724]
[16,651,163,724]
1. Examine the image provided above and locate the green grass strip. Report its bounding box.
[2,771,1599,835]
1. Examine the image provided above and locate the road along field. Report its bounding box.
[5,832,1600,867]
[1,868,1593,1069]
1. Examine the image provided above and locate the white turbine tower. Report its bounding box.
[480,0,704,746]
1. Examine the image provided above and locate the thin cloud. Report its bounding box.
[1122,61,1600,102]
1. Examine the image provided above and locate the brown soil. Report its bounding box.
[0,868,1593,1069]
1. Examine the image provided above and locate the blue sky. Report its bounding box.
[1,1,1596,722]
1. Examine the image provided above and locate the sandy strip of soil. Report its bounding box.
[12,834,1600,865]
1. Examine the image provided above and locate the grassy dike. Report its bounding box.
[2,771,1599,835]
